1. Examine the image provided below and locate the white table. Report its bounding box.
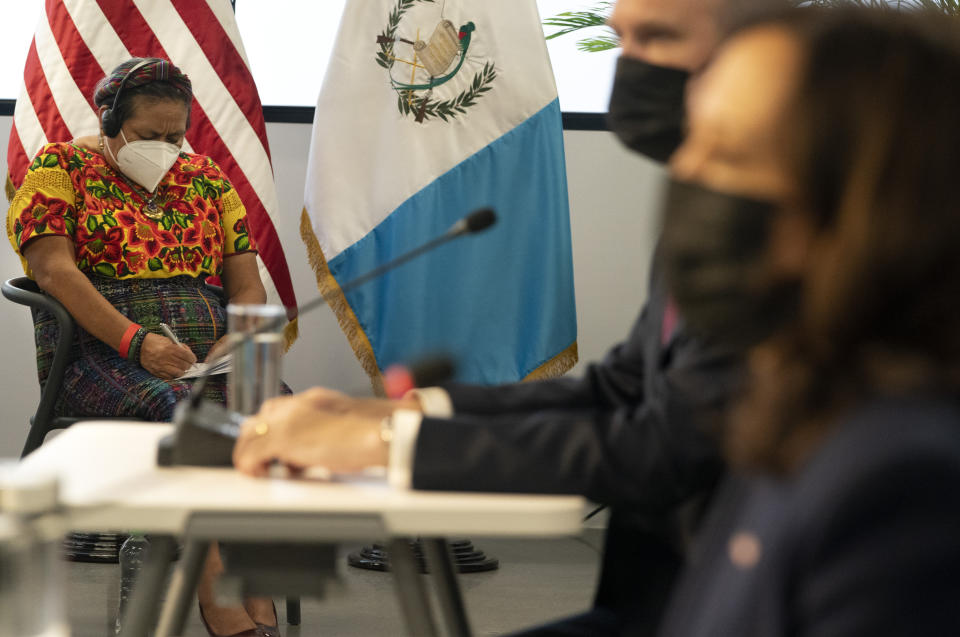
[16,422,585,636]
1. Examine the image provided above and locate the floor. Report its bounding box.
[65,534,603,636]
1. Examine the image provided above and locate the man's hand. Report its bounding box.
[307,389,421,419]
[233,388,399,477]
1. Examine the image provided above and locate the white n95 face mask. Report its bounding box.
[108,129,181,192]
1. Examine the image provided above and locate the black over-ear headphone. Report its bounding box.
[100,59,153,138]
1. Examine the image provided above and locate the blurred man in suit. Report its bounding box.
[235,0,763,633]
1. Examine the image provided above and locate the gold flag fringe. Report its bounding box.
[523,340,579,382]
[282,316,299,353]
[300,208,385,396]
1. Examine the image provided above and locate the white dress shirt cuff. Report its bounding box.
[387,409,423,489]
[406,387,454,418]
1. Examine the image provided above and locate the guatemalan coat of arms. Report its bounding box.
[376,0,496,123]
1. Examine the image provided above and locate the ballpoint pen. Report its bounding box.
[158,322,181,346]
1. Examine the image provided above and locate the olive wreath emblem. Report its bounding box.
[375,0,496,123]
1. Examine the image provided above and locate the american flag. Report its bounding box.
[6,0,298,330]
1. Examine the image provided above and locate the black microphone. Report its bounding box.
[160,208,496,466]
[448,207,496,235]
[383,355,457,399]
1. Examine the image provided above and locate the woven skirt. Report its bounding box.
[33,275,228,421]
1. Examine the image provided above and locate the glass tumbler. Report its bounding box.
[226,304,285,416]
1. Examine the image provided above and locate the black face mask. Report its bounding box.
[661,178,800,348]
[607,57,690,163]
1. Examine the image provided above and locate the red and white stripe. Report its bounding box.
[6,0,298,319]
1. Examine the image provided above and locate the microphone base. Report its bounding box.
[157,400,243,467]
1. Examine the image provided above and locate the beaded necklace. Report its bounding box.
[98,134,165,220]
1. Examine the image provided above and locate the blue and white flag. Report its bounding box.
[302,0,577,391]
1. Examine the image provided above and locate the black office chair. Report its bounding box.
[2,276,86,457]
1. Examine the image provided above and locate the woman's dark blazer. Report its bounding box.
[657,395,960,637]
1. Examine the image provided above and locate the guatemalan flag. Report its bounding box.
[302,0,578,391]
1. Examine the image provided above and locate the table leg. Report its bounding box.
[423,538,472,637]
[388,537,439,637]
[155,539,207,637]
[118,535,177,637]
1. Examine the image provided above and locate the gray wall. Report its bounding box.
[0,117,664,457]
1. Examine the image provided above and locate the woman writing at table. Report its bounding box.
[7,58,278,636]
[7,57,264,419]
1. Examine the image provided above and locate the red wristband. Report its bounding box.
[118,323,142,359]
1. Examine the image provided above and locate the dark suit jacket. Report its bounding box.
[410,257,742,631]
[656,395,960,637]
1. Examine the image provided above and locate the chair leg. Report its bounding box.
[20,421,49,458]
[286,597,301,626]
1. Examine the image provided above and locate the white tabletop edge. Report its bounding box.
[15,422,586,537]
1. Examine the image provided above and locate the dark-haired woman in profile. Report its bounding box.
[653,7,960,636]
[7,58,278,636]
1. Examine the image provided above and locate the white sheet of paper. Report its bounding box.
[175,356,232,380]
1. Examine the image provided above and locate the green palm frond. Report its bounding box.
[577,35,621,53]
[894,0,958,13]
[804,0,900,7]
[918,0,960,10]
[543,2,619,52]
[804,0,959,14]
[543,0,958,55]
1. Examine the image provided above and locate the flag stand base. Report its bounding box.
[347,539,499,573]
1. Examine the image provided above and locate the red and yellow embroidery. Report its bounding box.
[7,142,256,279]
